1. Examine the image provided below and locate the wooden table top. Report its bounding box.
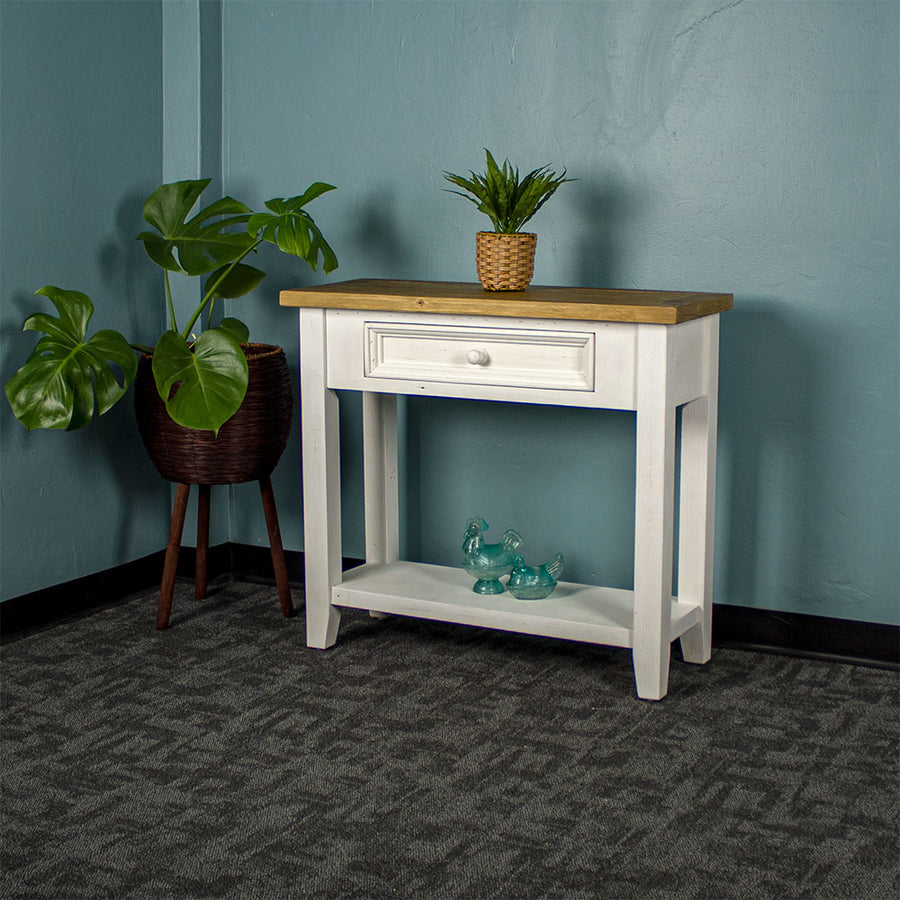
[280,279,733,325]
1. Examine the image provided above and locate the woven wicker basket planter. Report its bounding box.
[134,343,293,485]
[475,231,537,291]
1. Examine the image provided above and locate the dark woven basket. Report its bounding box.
[135,343,293,485]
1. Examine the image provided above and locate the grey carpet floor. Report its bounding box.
[1,578,898,900]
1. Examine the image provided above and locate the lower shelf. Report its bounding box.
[331,560,702,649]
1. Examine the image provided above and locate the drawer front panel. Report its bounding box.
[364,322,595,391]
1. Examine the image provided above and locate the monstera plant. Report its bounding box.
[5,178,338,435]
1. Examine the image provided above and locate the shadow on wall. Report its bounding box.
[97,192,173,564]
[0,188,173,573]
[716,298,811,612]
[398,297,815,609]
[403,396,637,589]
[574,179,640,289]
[348,188,418,277]
[99,191,160,345]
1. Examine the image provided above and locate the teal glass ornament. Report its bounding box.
[462,517,524,594]
[506,553,564,600]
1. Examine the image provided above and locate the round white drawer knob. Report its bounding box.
[466,348,490,366]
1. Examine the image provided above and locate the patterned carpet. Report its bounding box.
[1,579,898,899]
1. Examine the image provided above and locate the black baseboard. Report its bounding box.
[0,550,169,640]
[2,545,898,669]
[711,604,899,669]
[0,544,354,643]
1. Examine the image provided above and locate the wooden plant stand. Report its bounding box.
[156,474,293,630]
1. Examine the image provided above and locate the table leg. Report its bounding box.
[632,325,676,700]
[363,392,400,618]
[362,391,400,563]
[299,308,343,648]
[678,316,719,664]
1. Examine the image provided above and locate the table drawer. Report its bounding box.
[364,322,595,391]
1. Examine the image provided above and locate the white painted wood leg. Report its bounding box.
[363,392,400,618]
[679,316,719,664]
[632,325,676,700]
[299,308,343,649]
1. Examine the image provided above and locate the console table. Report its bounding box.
[280,279,732,700]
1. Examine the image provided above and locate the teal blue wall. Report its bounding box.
[2,1,897,628]
[222,0,898,625]
[0,1,166,600]
[161,0,231,548]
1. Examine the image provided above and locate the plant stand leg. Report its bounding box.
[195,484,211,600]
[158,482,191,630]
[259,475,294,618]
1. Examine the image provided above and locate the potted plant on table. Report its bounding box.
[444,149,573,291]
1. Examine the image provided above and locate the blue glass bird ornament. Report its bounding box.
[462,517,524,594]
[506,552,564,600]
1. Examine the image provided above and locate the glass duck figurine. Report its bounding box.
[506,553,564,600]
[462,517,524,594]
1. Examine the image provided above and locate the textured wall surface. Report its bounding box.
[0,1,166,599]
[1,1,896,627]
[222,0,898,624]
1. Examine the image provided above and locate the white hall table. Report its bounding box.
[280,279,732,700]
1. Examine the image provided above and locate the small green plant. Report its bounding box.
[444,149,574,234]
[5,178,337,434]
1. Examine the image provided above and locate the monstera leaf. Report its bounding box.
[248,182,338,273]
[217,317,250,344]
[137,178,255,276]
[5,287,137,431]
[203,262,266,301]
[151,328,249,435]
